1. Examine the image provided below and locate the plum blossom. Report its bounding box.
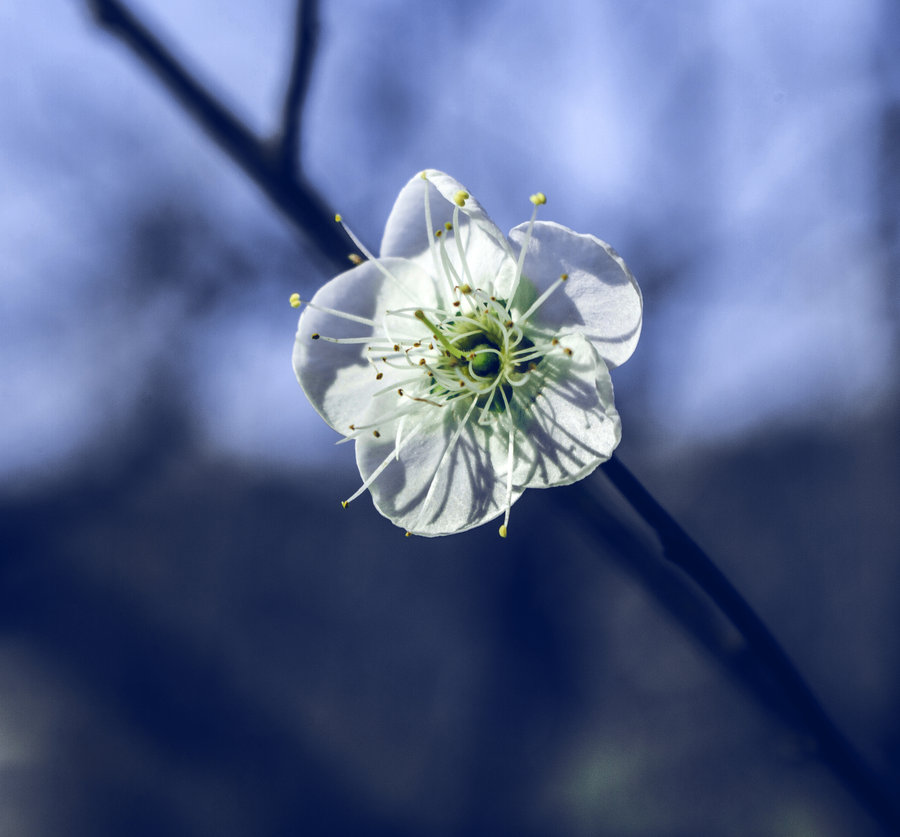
[292,170,642,537]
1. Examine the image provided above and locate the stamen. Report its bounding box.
[519,273,569,324]
[452,205,477,293]
[421,173,452,298]
[436,233,464,292]
[506,191,545,312]
[372,376,430,398]
[414,310,466,359]
[341,423,422,507]
[294,297,382,328]
[498,385,516,538]
[314,334,388,344]
[477,387,498,423]
[402,392,445,408]
[335,213,416,298]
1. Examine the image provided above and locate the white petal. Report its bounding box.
[510,333,620,489]
[508,221,642,368]
[292,257,435,434]
[355,404,523,537]
[381,169,509,270]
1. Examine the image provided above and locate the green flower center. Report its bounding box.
[469,342,501,377]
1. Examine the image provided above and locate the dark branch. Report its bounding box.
[85,0,349,274]
[597,455,900,836]
[275,0,320,178]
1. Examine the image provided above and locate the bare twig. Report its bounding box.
[275,0,319,178]
[85,0,349,273]
[597,455,900,836]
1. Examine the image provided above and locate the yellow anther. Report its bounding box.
[334,213,343,222]
[498,524,508,538]
[311,333,321,340]
[375,372,383,380]
[459,283,472,294]
[289,292,301,308]
[405,531,412,537]
[348,253,363,265]
[529,192,547,206]
[435,229,443,238]
[341,500,349,509]
[373,430,381,438]
[453,190,469,207]
[560,273,569,280]
[419,171,428,180]
[444,221,453,230]
[563,347,573,356]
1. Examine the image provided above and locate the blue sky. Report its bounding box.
[2,0,897,489]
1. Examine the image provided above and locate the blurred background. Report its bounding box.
[1,0,898,834]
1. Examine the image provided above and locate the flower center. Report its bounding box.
[410,295,543,415]
[468,341,501,378]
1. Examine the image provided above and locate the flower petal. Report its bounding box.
[292,257,435,434]
[510,333,621,489]
[381,169,509,264]
[355,406,523,537]
[508,221,642,368]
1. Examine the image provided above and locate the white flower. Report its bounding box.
[292,170,642,537]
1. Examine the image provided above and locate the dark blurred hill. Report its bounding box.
[1,387,897,836]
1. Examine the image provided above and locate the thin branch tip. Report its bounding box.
[276,0,321,177]
[86,0,346,270]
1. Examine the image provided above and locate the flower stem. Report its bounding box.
[597,454,900,835]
